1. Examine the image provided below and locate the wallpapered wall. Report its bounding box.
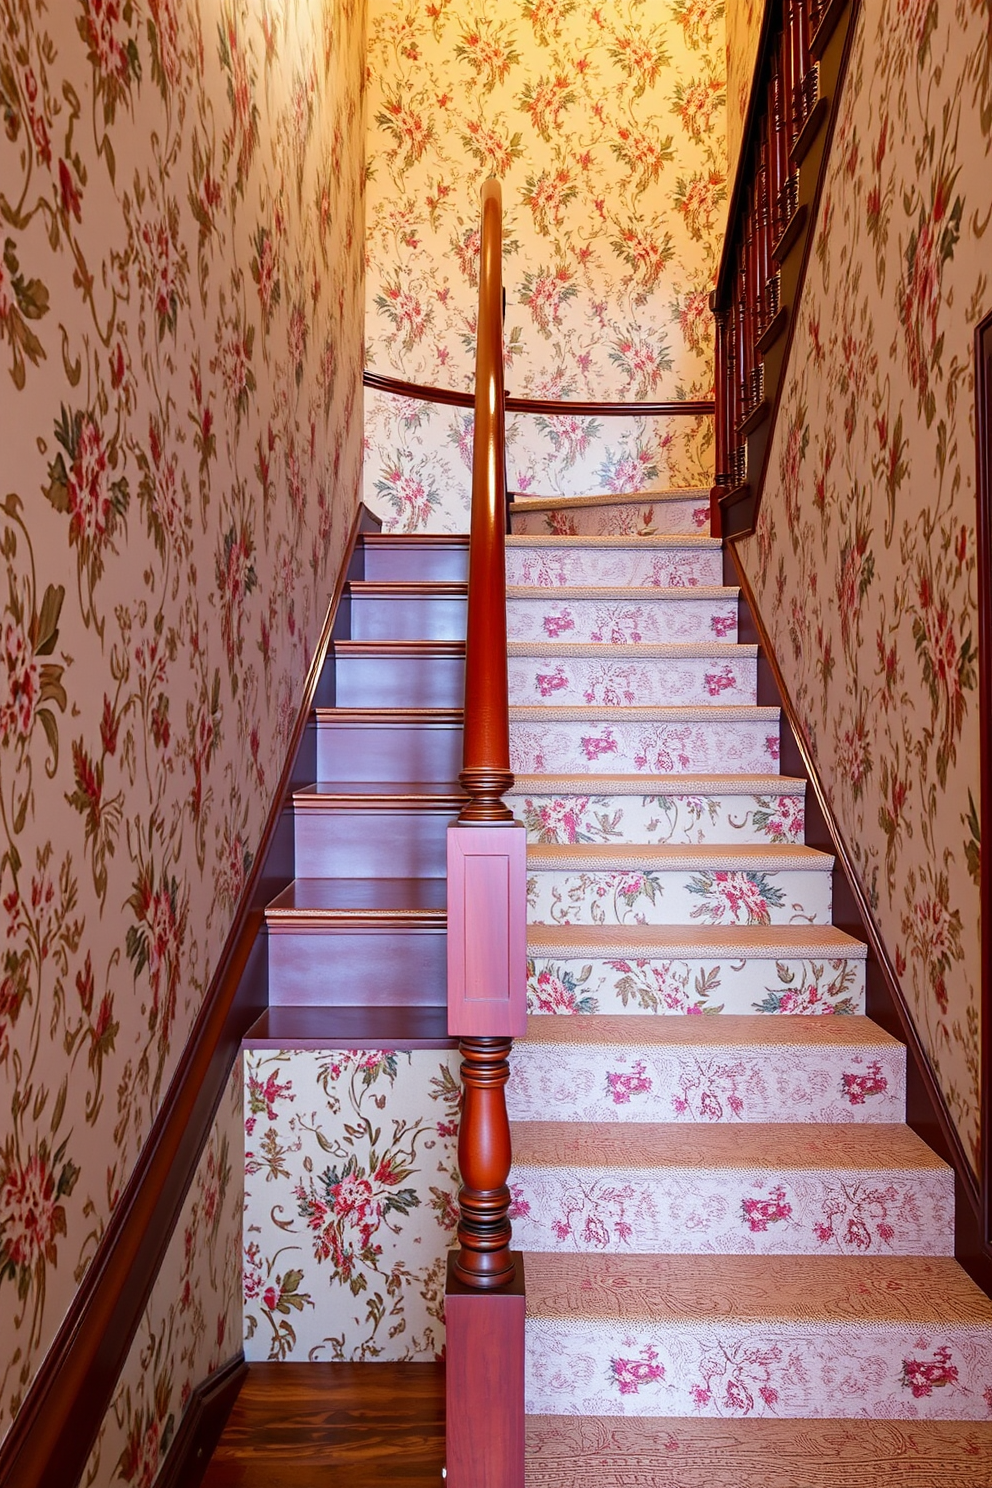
[0,0,365,1473]
[737,0,990,1170]
[725,0,760,178]
[362,0,729,531]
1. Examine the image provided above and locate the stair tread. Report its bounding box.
[520,1011,893,1049]
[524,1416,992,1485]
[511,1121,947,1172]
[508,584,736,600]
[507,534,721,549]
[525,918,866,960]
[266,877,446,918]
[507,641,756,657]
[523,1252,992,1325]
[315,707,463,721]
[333,639,465,655]
[294,781,465,806]
[347,581,468,596]
[510,773,803,796]
[510,704,779,721]
[242,1004,455,1049]
[510,489,708,512]
[527,842,832,869]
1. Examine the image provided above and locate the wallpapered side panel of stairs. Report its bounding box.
[503,491,992,1447]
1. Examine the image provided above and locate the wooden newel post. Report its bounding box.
[445,177,527,1488]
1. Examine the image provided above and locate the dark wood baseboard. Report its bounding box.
[0,502,379,1488]
[729,542,991,1297]
[157,1354,247,1488]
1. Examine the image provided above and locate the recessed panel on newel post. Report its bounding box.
[446,824,527,1039]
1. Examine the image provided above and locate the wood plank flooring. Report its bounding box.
[200,1363,445,1488]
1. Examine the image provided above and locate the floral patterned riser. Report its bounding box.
[525,868,833,928]
[507,1044,904,1125]
[505,546,724,590]
[511,499,712,539]
[510,720,781,775]
[243,1048,461,1363]
[510,1166,953,1257]
[527,955,866,1017]
[506,597,738,645]
[525,1323,992,1420]
[514,792,805,846]
[508,655,757,708]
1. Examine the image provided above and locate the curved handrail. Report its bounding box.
[458,180,513,826]
[363,368,714,418]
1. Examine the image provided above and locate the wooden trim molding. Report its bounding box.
[0,502,380,1488]
[729,541,992,1295]
[976,309,992,1249]
[363,370,713,419]
[154,1353,247,1488]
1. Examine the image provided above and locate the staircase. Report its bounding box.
[500,487,992,1478]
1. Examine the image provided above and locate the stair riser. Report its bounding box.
[316,719,463,781]
[512,791,805,846]
[267,927,446,1005]
[525,1322,991,1418]
[511,719,781,775]
[363,545,468,581]
[508,597,738,645]
[511,1166,952,1256]
[334,655,465,708]
[508,655,757,708]
[526,868,832,927]
[506,546,723,589]
[527,955,866,1016]
[294,808,453,878]
[510,497,711,538]
[507,1042,904,1123]
[350,595,467,642]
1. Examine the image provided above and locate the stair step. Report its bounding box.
[346,580,467,641]
[292,782,463,877]
[509,489,711,537]
[508,1013,904,1124]
[265,878,446,1007]
[508,774,805,845]
[242,1004,455,1049]
[524,1252,992,1418]
[332,640,465,708]
[316,708,463,781]
[506,534,723,590]
[507,643,757,707]
[507,586,739,644]
[511,705,782,775]
[526,923,867,1016]
[525,1415,992,1486]
[511,1121,952,1256]
[361,532,468,581]
[526,843,834,927]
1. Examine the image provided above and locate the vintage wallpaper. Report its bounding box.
[724,0,760,178]
[737,0,990,1170]
[242,1048,462,1363]
[0,0,366,1474]
[362,0,730,531]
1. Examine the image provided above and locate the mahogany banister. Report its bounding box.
[363,368,713,419]
[976,309,992,1250]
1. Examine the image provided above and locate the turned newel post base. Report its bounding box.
[454,1036,515,1288]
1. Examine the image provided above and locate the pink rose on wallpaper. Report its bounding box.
[610,1349,665,1396]
[148,0,183,90]
[897,179,962,424]
[679,287,713,354]
[117,1413,163,1488]
[79,0,137,89]
[0,616,40,745]
[66,414,114,546]
[0,1140,78,1280]
[900,1346,959,1398]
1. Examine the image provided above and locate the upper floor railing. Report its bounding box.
[712,0,860,539]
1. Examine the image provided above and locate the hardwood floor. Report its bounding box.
[200,1363,445,1488]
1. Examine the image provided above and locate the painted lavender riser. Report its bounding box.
[527,955,867,1016]
[525,1323,992,1420]
[512,791,805,846]
[510,496,711,538]
[507,594,738,645]
[525,867,833,927]
[505,542,723,590]
[510,717,782,775]
[509,1165,954,1258]
[507,1042,905,1124]
[507,654,757,708]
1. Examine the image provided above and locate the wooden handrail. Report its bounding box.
[363,368,713,418]
[458,179,512,827]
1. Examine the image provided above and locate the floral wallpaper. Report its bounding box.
[362,0,729,531]
[242,1048,461,1362]
[724,0,761,178]
[0,0,365,1464]
[736,0,990,1170]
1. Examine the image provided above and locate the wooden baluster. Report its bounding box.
[454,1038,515,1288]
